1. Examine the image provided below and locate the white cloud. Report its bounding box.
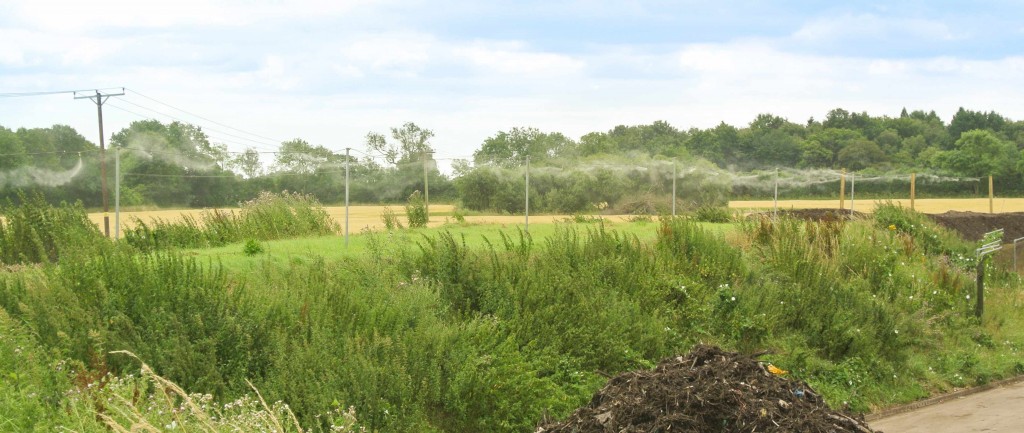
[454,41,585,76]
[792,13,957,44]
[10,0,381,32]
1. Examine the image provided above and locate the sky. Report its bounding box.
[2,0,1023,166]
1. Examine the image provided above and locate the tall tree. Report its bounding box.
[473,126,574,167]
[366,122,434,165]
[937,129,1017,178]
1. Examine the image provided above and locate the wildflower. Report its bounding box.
[888,224,897,231]
[730,296,736,301]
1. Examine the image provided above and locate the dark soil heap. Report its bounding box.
[926,211,1024,242]
[537,345,878,433]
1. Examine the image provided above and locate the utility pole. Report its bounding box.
[345,147,350,247]
[525,155,530,233]
[115,147,120,240]
[75,88,124,237]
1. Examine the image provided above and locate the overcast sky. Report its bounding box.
[2,0,1023,163]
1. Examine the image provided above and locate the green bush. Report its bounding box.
[243,239,264,256]
[406,190,428,228]
[0,192,108,264]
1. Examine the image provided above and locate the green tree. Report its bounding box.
[230,148,263,178]
[365,122,434,165]
[937,129,1018,177]
[273,139,342,174]
[473,127,574,167]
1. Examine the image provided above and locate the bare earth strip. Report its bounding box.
[869,381,1024,433]
[730,198,1024,214]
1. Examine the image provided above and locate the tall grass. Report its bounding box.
[123,191,338,251]
[1,200,1023,432]
[0,192,108,264]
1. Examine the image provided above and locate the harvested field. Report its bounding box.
[731,198,1024,214]
[538,345,877,433]
[86,205,637,236]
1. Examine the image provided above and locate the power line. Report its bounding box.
[125,88,286,146]
[108,100,281,151]
[104,103,281,152]
[0,87,121,98]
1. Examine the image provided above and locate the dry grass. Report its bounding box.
[730,198,1024,214]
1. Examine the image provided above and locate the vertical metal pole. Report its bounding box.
[672,161,677,217]
[850,171,855,215]
[976,257,986,318]
[910,173,916,211]
[423,151,429,223]
[345,148,350,247]
[114,146,120,240]
[773,168,779,220]
[839,168,846,210]
[525,155,530,233]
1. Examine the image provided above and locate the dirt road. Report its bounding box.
[869,381,1024,432]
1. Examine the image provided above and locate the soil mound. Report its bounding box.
[926,211,1024,242]
[537,345,878,433]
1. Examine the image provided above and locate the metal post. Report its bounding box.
[672,161,677,217]
[773,168,778,220]
[910,173,916,211]
[1014,237,1024,272]
[114,146,120,240]
[423,151,430,223]
[839,168,846,210]
[850,171,855,215]
[525,155,530,233]
[345,147,350,247]
[976,257,986,318]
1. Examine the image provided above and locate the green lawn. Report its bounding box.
[188,219,737,271]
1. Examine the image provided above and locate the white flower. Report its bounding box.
[730,296,736,301]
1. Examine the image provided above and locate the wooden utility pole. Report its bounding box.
[75,89,124,237]
[989,175,994,214]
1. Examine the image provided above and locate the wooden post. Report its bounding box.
[839,169,846,210]
[910,173,916,211]
[989,175,994,214]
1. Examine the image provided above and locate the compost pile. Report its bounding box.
[926,210,1024,242]
[537,345,878,433]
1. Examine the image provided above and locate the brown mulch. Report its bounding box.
[926,211,1024,243]
[537,345,878,433]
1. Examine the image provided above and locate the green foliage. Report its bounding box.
[382,207,404,230]
[243,239,264,256]
[2,201,1024,432]
[692,205,732,223]
[406,190,428,228]
[0,192,108,265]
[123,191,338,251]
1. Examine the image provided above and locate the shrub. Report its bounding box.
[381,207,404,230]
[693,206,732,223]
[406,190,428,228]
[243,239,264,256]
[0,192,108,264]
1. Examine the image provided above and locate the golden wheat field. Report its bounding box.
[730,198,1024,214]
[84,198,1024,236]
[86,204,626,235]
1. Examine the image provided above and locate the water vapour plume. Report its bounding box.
[126,131,218,171]
[0,155,84,188]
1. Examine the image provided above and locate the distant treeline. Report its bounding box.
[2,107,1022,213]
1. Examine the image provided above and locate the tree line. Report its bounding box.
[2,107,1022,213]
